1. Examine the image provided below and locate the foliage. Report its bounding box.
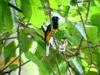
[0,0,100,75]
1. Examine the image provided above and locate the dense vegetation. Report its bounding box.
[0,0,100,75]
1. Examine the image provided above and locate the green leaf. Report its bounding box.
[25,51,49,75]
[0,0,3,26]
[95,47,100,72]
[0,1,13,33]
[24,27,43,41]
[21,0,32,19]
[86,25,98,43]
[71,58,84,75]
[49,0,58,9]
[36,41,45,57]
[56,0,71,6]
[23,27,44,55]
[86,68,99,75]
[55,30,67,41]
[9,64,18,70]
[19,29,33,52]
[4,2,13,31]
[81,59,89,72]
[59,62,67,75]
[0,40,4,55]
[55,30,81,45]
[4,0,11,2]
[30,0,46,28]
[74,22,87,40]
[70,0,76,6]
[4,41,16,64]
[94,0,100,7]
[90,14,100,32]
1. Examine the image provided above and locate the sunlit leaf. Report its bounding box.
[81,59,89,72]
[86,67,99,75]
[74,22,87,40]
[30,0,46,28]
[49,0,58,9]
[71,58,84,75]
[94,0,100,7]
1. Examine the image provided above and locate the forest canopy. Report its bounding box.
[0,0,100,75]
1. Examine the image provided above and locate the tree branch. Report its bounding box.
[8,3,22,13]
[1,55,19,72]
[17,25,21,75]
[47,0,53,31]
[2,60,31,75]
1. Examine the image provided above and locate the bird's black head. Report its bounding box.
[52,16,59,22]
[52,16,59,29]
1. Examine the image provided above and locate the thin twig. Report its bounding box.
[76,1,85,27]
[9,2,44,41]
[75,0,85,54]
[81,43,100,49]
[61,53,75,75]
[84,0,93,67]
[34,31,44,40]
[55,58,61,75]
[18,19,44,40]
[2,60,31,75]
[76,37,83,53]
[0,37,17,41]
[76,0,92,65]
[1,56,19,72]
[17,25,21,75]
[71,42,100,50]
[85,0,91,25]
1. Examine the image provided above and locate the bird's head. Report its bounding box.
[52,16,59,22]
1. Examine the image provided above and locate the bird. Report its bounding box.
[44,16,59,56]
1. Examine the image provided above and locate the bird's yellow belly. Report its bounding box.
[46,29,58,43]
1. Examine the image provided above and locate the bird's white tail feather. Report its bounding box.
[46,43,50,56]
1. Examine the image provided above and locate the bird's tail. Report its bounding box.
[46,43,50,56]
